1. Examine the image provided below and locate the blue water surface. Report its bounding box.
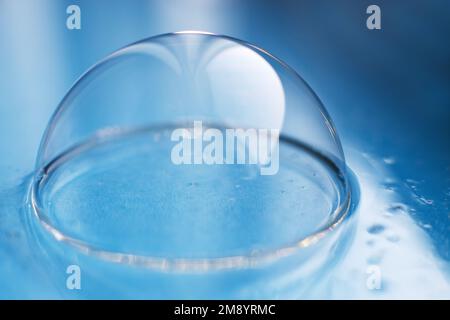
[0,0,449,298]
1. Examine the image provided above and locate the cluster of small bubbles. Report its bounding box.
[381,178,398,192]
[403,178,435,207]
[364,201,402,264]
[405,178,421,192]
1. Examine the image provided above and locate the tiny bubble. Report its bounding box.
[419,223,432,229]
[382,182,397,192]
[406,179,419,185]
[387,203,408,215]
[367,224,385,235]
[417,196,433,205]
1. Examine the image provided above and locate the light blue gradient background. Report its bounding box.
[0,0,449,298]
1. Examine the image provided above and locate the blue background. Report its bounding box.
[0,0,449,297]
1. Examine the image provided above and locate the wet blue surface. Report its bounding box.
[0,0,449,298]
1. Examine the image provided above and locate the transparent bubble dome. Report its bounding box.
[30,32,352,271]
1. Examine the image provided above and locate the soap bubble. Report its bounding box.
[30,32,352,271]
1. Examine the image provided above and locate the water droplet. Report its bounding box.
[383,157,395,165]
[419,222,432,229]
[386,203,408,215]
[417,196,433,205]
[367,224,385,235]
